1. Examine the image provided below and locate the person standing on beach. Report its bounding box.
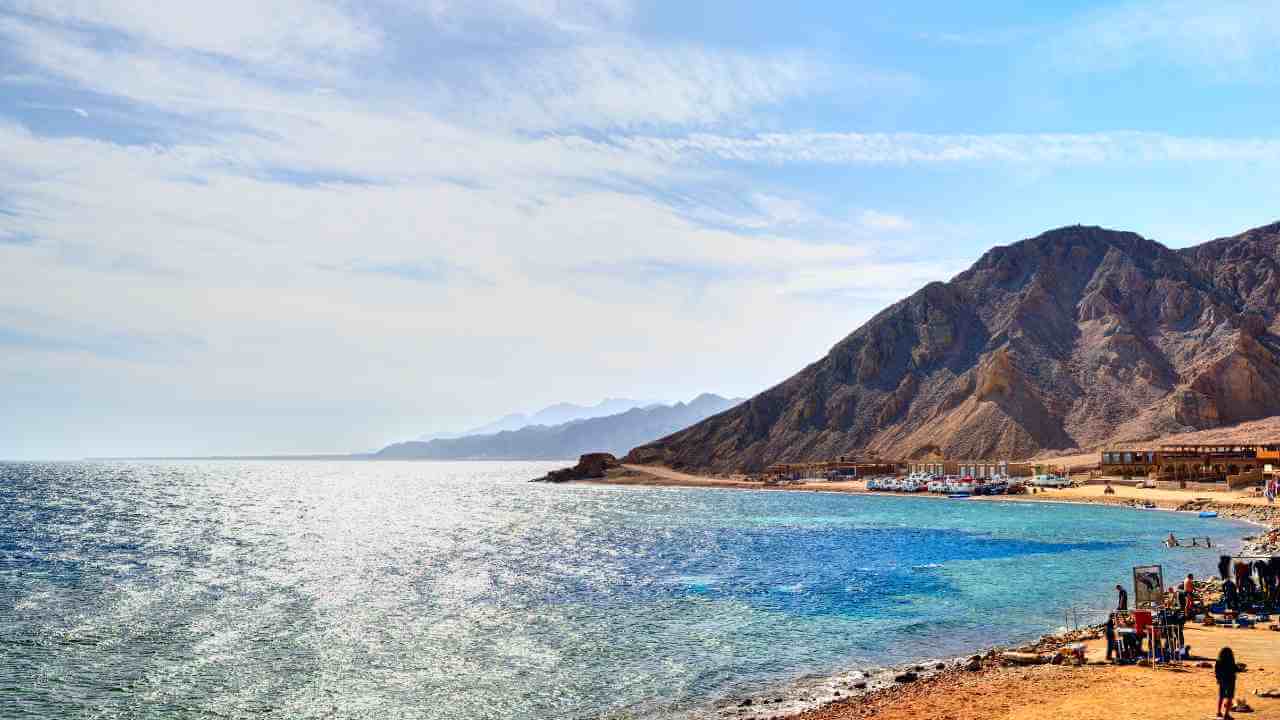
[1116,584,1128,611]
[1104,613,1117,662]
[1216,646,1238,719]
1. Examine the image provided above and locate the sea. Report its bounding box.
[2,460,1255,719]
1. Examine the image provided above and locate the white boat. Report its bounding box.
[1030,473,1070,488]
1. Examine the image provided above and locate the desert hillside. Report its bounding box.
[629,222,1280,472]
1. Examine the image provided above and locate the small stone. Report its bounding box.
[935,662,946,670]
[739,699,753,707]
[894,672,918,683]
[853,682,867,690]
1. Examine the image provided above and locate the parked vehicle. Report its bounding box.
[1030,473,1070,488]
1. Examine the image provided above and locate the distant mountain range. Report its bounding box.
[419,397,651,440]
[378,394,741,460]
[629,222,1280,472]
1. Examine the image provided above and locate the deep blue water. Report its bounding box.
[0,461,1253,719]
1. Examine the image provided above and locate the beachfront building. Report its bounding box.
[763,452,899,481]
[1099,449,1157,478]
[904,460,1032,478]
[1099,444,1276,488]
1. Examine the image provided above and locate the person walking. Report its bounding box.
[1216,646,1238,719]
[1116,583,1128,611]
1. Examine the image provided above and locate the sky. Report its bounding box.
[4,1,1280,459]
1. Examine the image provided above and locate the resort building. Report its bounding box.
[1099,444,1280,488]
[904,460,1033,478]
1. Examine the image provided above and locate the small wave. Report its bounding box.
[912,563,943,571]
[776,583,805,593]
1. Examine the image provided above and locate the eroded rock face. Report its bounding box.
[531,453,620,482]
[627,223,1280,472]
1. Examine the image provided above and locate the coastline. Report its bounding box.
[575,465,1280,720]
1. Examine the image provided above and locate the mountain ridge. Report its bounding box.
[628,222,1280,472]
[419,397,651,440]
[380,393,740,460]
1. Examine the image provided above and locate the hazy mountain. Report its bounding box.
[379,394,739,460]
[419,398,651,440]
[628,222,1280,472]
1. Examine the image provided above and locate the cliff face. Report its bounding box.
[628,223,1280,472]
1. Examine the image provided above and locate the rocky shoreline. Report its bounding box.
[713,624,1107,720]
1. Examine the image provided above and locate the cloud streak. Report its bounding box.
[619,130,1280,166]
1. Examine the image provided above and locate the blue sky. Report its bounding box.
[4,1,1280,459]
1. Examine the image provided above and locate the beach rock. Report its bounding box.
[739,699,752,707]
[531,453,620,483]
[934,662,946,670]
[965,657,983,672]
[853,682,867,690]
[1001,651,1046,666]
[894,672,918,683]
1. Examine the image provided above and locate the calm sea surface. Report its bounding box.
[1,460,1253,719]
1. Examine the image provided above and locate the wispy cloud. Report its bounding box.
[1051,0,1280,79]
[619,130,1280,166]
[5,0,381,73]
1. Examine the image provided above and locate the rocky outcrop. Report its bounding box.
[628,222,1280,473]
[531,453,620,483]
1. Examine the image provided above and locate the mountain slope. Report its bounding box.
[379,394,739,460]
[628,223,1280,472]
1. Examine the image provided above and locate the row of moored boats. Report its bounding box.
[864,472,1071,496]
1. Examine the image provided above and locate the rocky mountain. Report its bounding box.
[379,394,740,460]
[628,222,1280,473]
[418,397,650,440]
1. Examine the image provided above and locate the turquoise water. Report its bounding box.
[1,460,1252,719]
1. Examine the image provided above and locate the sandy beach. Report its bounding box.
[598,464,1280,512]
[791,622,1280,720]
[579,464,1280,720]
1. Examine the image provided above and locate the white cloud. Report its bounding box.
[447,43,826,130]
[620,130,1280,166]
[5,0,381,70]
[1052,0,1280,79]
[420,0,633,36]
